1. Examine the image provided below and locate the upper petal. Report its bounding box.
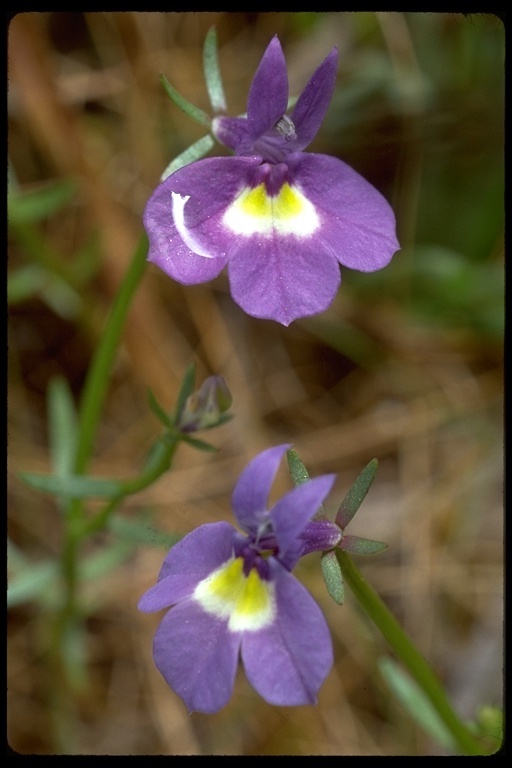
[231,444,291,534]
[290,47,338,151]
[212,115,251,154]
[285,153,400,271]
[241,561,333,706]
[247,36,289,141]
[270,474,336,568]
[138,522,237,612]
[153,599,241,714]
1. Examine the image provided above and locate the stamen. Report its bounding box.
[274,115,297,141]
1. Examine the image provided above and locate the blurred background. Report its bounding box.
[8,12,504,756]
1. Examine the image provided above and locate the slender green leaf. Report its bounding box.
[203,27,227,113]
[147,389,174,429]
[321,550,344,604]
[107,513,182,549]
[181,434,217,452]
[174,362,197,420]
[161,134,215,180]
[379,657,458,751]
[336,459,378,529]
[48,376,78,478]
[20,472,123,499]
[340,534,388,555]
[80,538,134,580]
[286,448,311,485]
[287,449,326,519]
[7,264,46,304]
[7,555,60,608]
[7,538,136,609]
[160,73,211,127]
[8,178,76,225]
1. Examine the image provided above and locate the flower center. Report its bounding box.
[223,181,320,237]
[193,557,276,632]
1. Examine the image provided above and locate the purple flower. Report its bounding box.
[144,36,400,325]
[138,444,340,714]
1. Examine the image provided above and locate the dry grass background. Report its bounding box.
[7,12,503,755]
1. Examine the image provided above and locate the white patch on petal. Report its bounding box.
[193,557,276,632]
[171,192,215,258]
[223,182,320,238]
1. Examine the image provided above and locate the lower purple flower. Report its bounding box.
[138,444,340,714]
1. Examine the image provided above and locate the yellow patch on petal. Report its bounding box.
[194,557,276,632]
[223,182,319,237]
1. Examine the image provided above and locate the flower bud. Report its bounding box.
[176,375,232,433]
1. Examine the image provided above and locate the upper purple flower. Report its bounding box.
[138,444,341,714]
[144,36,400,325]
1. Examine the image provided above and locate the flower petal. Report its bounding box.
[231,444,291,534]
[270,475,336,568]
[153,599,241,714]
[212,115,251,153]
[290,47,338,151]
[285,153,400,271]
[144,156,262,283]
[247,36,289,141]
[227,233,341,325]
[138,522,236,612]
[241,562,333,706]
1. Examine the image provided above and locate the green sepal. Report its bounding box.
[339,534,388,555]
[180,434,217,452]
[160,73,211,127]
[336,458,378,529]
[173,362,198,421]
[321,550,345,604]
[161,134,215,180]
[147,388,175,430]
[203,27,227,113]
[286,448,311,485]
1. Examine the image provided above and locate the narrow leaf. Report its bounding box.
[181,434,217,452]
[287,449,326,519]
[7,264,46,304]
[8,556,60,608]
[174,362,197,420]
[287,448,311,485]
[203,27,227,113]
[161,134,215,180]
[20,472,123,499]
[147,388,174,429]
[107,513,182,549]
[379,657,458,751]
[339,534,388,555]
[8,178,76,225]
[160,73,211,127]
[336,459,378,529]
[321,550,345,604]
[48,376,78,477]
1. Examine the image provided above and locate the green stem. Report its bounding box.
[336,550,484,755]
[74,233,149,475]
[83,437,179,535]
[56,234,149,656]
